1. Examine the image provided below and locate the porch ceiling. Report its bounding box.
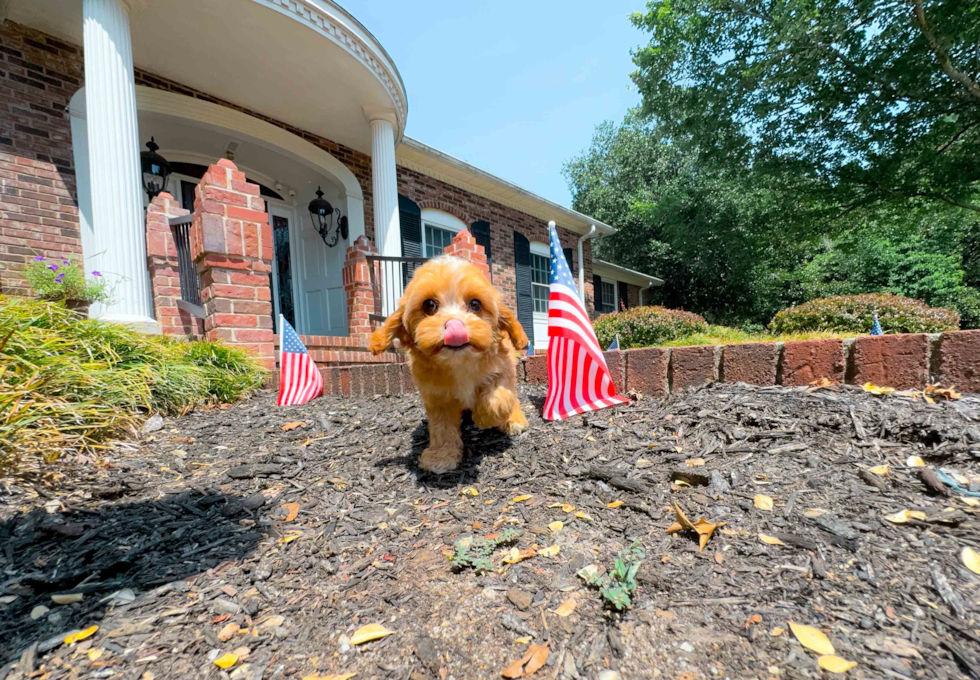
[7,0,407,155]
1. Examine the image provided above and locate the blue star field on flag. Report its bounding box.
[549,226,577,293]
[870,313,883,336]
[279,316,309,355]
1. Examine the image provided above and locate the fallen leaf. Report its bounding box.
[461,488,479,497]
[577,565,600,581]
[502,546,538,564]
[906,456,925,468]
[218,623,240,642]
[514,637,532,644]
[513,495,533,503]
[803,508,830,518]
[963,497,980,507]
[258,615,285,628]
[64,626,98,645]
[232,646,250,661]
[538,545,560,557]
[548,521,564,533]
[606,501,624,509]
[924,384,961,401]
[884,509,927,524]
[714,553,724,565]
[789,621,835,655]
[759,533,786,546]
[279,530,303,544]
[770,627,785,637]
[818,656,857,673]
[213,653,238,669]
[807,377,835,392]
[282,503,300,522]
[754,495,775,511]
[868,465,890,477]
[744,614,762,629]
[673,480,691,488]
[685,458,706,467]
[863,382,895,396]
[961,547,980,575]
[87,648,103,661]
[553,599,576,617]
[51,593,83,604]
[350,624,395,645]
[280,421,306,431]
[502,642,549,678]
[573,511,593,521]
[665,503,725,552]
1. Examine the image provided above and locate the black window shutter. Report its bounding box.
[618,281,629,310]
[470,221,491,262]
[562,247,575,277]
[593,274,602,313]
[514,231,534,348]
[398,195,422,285]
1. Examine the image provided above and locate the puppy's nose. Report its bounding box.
[443,318,469,347]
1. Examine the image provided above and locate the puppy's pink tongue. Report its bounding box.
[443,318,469,347]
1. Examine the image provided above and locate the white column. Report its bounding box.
[82,0,157,330]
[368,111,401,257]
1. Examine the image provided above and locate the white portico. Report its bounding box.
[5,0,408,332]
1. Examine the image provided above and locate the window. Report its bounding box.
[530,252,550,313]
[420,209,467,258]
[599,280,616,313]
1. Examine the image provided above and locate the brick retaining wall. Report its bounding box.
[276,330,980,398]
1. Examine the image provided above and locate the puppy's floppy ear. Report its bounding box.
[497,306,528,350]
[368,306,409,355]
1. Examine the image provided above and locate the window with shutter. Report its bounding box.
[618,281,629,310]
[470,220,492,281]
[398,195,422,286]
[513,231,535,349]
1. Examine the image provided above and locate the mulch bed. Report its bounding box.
[2,382,980,680]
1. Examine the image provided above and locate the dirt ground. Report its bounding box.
[2,382,980,680]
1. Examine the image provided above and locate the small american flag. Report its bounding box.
[277,315,323,406]
[870,313,883,336]
[543,223,628,421]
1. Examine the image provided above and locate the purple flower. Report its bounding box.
[34,255,45,261]
[62,260,70,266]
[47,264,59,272]
[54,275,64,283]
[91,271,101,277]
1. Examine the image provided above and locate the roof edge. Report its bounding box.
[593,258,664,287]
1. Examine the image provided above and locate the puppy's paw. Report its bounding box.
[473,386,518,430]
[498,404,528,436]
[419,446,463,474]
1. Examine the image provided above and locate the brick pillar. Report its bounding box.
[343,235,378,344]
[190,159,275,369]
[443,229,490,280]
[145,192,201,336]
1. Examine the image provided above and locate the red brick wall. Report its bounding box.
[0,22,83,296]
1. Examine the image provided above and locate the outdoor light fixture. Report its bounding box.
[308,186,348,247]
[140,137,171,200]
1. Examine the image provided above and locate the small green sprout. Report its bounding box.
[450,528,521,573]
[579,540,645,611]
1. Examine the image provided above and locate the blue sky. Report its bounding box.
[344,1,647,207]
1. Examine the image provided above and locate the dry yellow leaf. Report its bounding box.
[279,530,302,544]
[513,495,533,503]
[502,642,549,678]
[51,593,83,604]
[789,622,835,655]
[818,656,857,673]
[548,521,564,533]
[218,623,240,642]
[665,503,725,552]
[64,626,98,645]
[924,384,962,401]
[280,421,306,431]
[213,653,238,669]
[350,624,395,645]
[606,501,624,509]
[86,648,103,661]
[538,545,560,557]
[963,497,980,507]
[502,546,538,564]
[961,547,980,575]
[685,458,706,467]
[573,511,593,521]
[770,627,785,637]
[553,599,576,617]
[461,488,479,496]
[906,456,925,468]
[863,382,895,396]
[868,465,890,477]
[884,509,927,524]
[514,636,532,644]
[759,533,786,546]
[673,480,691,488]
[282,503,300,522]
[754,495,775,511]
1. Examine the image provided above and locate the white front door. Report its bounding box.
[295,209,347,336]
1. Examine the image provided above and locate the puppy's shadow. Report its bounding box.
[374,412,514,487]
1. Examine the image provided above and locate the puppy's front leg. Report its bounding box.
[419,401,463,474]
[473,385,527,435]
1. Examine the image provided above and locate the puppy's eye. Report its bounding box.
[422,299,438,315]
[468,299,482,313]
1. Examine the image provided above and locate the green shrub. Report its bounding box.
[23,254,108,303]
[0,296,267,472]
[593,306,709,350]
[769,293,959,335]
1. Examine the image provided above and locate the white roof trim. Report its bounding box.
[593,259,664,287]
[396,137,616,237]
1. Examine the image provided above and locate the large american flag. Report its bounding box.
[542,223,628,420]
[277,315,323,406]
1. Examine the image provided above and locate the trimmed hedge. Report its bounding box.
[769,293,959,335]
[594,306,709,350]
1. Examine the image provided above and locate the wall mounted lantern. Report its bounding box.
[308,186,348,247]
[140,137,171,200]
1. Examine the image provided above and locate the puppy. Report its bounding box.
[368,255,529,473]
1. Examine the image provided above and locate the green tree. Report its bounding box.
[630,0,980,214]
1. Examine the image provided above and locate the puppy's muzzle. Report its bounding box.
[443,318,469,347]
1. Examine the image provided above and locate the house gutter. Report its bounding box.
[577,224,596,300]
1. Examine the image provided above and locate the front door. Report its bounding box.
[296,209,347,336]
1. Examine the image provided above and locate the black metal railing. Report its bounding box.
[366,255,429,323]
[169,214,205,318]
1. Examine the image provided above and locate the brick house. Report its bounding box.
[0,0,661,368]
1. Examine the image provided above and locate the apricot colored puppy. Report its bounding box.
[368,256,529,473]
